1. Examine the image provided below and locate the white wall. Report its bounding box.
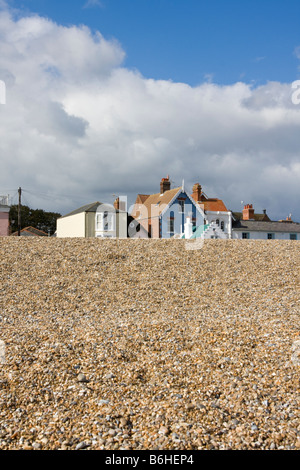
[117,212,129,238]
[205,211,232,238]
[232,231,298,240]
[56,212,86,237]
[203,221,228,239]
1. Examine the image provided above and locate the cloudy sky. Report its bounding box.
[0,0,300,221]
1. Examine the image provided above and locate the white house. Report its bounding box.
[56,201,128,238]
[232,205,300,240]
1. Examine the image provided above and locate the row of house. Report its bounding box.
[1,178,299,240]
[55,176,300,240]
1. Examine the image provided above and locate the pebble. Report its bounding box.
[0,238,299,450]
[75,441,90,450]
[77,373,88,383]
[159,426,170,436]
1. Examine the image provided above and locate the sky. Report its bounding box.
[0,0,300,221]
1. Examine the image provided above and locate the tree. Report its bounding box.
[9,205,61,235]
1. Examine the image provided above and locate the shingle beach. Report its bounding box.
[0,238,299,450]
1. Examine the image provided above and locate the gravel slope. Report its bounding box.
[0,238,299,450]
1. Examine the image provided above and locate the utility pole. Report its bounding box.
[18,187,21,236]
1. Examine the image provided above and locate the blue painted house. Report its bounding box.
[131,176,205,238]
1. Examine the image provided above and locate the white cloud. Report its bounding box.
[0,6,299,222]
[83,0,104,9]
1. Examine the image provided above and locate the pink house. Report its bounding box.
[0,204,10,236]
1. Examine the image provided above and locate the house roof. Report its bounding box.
[232,219,300,233]
[11,226,48,236]
[60,201,128,219]
[232,211,271,222]
[133,187,183,219]
[135,194,150,204]
[199,198,228,212]
[60,202,102,219]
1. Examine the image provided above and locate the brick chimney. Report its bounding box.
[113,197,127,211]
[160,175,171,194]
[192,183,202,203]
[242,204,255,220]
[113,197,119,210]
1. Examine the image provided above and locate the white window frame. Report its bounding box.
[96,211,115,233]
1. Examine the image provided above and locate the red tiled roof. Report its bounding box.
[11,226,48,236]
[132,187,182,220]
[198,198,228,212]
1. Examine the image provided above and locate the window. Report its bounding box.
[216,219,220,226]
[220,221,225,231]
[168,211,174,233]
[290,233,297,240]
[242,232,250,239]
[148,221,152,238]
[103,211,109,231]
[267,233,274,240]
[168,219,174,233]
[97,211,114,232]
[178,200,184,213]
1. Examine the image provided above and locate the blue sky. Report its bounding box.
[11,0,300,86]
[1,0,300,221]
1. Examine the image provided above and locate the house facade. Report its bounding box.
[56,182,299,241]
[190,183,232,238]
[0,199,10,236]
[232,205,300,240]
[56,201,128,238]
[131,177,205,239]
